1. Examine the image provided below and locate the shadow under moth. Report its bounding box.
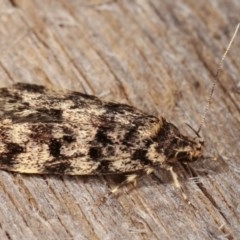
[0,24,239,202]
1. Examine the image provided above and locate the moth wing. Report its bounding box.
[0,83,162,175]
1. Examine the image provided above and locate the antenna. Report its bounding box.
[197,23,240,135]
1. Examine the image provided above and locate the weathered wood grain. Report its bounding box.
[0,0,239,239]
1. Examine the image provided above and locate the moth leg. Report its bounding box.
[98,167,154,204]
[166,166,192,206]
[110,166,154,195]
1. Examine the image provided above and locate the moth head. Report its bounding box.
[171,136,204,163]
[156,118,204,164]
[176,122,204,163]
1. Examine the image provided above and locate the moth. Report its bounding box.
[0,24,239,199]
[0,82,197,178]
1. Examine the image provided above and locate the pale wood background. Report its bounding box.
[0,0,240,239]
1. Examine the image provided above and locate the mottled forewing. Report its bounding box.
[0,83,161,175]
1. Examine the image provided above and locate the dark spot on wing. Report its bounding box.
[62,127,76,143]
[0,142,24,166]
[132,149,151,166]
[95,127,114,146]
[14,83,45,93]
[7,142,24,155]
[49,139,62,157]
[104,102,136,114]
[122,125,139,147]
[0,88,23,101]
[95,160,111,173]
[66,91,102,108]
[62,135,76,143]
[88,147,103,159]
[0,88,10,97]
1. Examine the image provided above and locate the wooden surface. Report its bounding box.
[0,0,240,239]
